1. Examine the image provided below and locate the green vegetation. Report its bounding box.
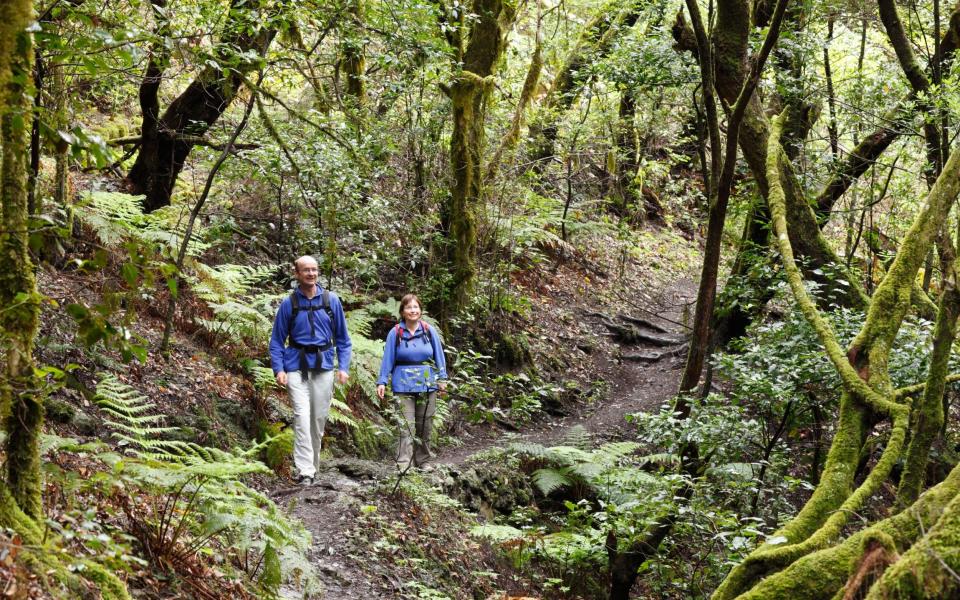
[6,0,960,598]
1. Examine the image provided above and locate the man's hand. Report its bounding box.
[276,371,288,386]
[438,381,448,396]
[336,370,349,385]
[376,384,386,400]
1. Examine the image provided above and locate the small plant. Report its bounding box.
[93,375,321,598]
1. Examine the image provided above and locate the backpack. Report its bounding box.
[394,321,433,349]
[287,289,337,377]
[289,289,336,345]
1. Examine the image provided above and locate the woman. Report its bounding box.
[377,294,448,470]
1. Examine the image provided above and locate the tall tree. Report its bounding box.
[1,0,43,522]
[527,0,643,169]
[705,1,960,347]
[711,106,960,600]
[0,6,127,596]
[606,1,788,596]
[339,0,367,110]
[436,0,516,319]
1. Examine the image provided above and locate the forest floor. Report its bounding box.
[271,251,698,599]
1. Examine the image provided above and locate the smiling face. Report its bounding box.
[401,299,421,323]
[293,256,319,289]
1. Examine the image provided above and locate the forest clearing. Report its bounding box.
[3,0,960,598]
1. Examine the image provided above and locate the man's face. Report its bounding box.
[294,260,319,288]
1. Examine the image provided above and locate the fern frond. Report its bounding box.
[543,445,591,465]
[328,397,358,429]
[593,441,641,465]
[533,468,573,495]
[635,452,680,468]
[562,425,591,450]
[568,461,603,481]
[508,441,550,458]
[469,524,524,542]
[75,191,146,245]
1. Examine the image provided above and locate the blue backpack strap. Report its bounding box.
[422,321,434,349]
[287,291,301,346]
[322,289,336,341]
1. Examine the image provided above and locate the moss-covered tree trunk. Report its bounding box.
[674,3,960,345]
[0,0,43,522]
[897,261,960,507]
[340,0,366,108]
[611,90,664,223]
[712,106,960,600]
[485,29,542,183]
[438,0,516,319]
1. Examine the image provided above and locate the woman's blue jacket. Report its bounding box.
[377,322,447,393]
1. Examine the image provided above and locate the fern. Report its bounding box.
[75,192,211,256]
[327,397,358,429]
[95,375,181,444]
[469,524,524,542]
[191,263,278,300]
[188,265,279,347]
[75,191,147,246]
[508,441,551,459]
[532,468,573,496]
[562,425,592,450]
[93,375,319,595]
[511,440,651,498]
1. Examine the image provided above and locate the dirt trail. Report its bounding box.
[275,279,695,599]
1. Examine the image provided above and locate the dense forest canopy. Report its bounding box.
[4,0,960,598]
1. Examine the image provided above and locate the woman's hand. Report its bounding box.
[438,381,447,396]
[376,384,386,400]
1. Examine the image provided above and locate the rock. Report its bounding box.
[71,409,98,436]
[46,398,98,435]
[443,459,534,515]
[46,398,75,423]
[331,457,392,480]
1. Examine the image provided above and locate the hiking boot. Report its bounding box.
[296,475,314,486]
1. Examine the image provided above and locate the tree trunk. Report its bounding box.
[897,244,960,507]
[712,105,960,600]
[699,0,960,348]
[438,0,516,319]
[0,0,43,522]
[612,90,665,223]
[339,0,366,121]
[124,0,277,212]
[485,26,542,183]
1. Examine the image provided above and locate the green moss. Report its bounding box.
[713,113,917,600]
[731,460,960,599]
[495,333,531,368]
[898,282,960,507]
[866,487,960,599]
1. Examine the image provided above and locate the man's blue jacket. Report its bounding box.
[377,322,447,393]
[269,286,352,374]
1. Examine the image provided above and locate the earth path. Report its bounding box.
[276,280,694,599]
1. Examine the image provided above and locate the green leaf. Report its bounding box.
[121,262,139,287]
[260,542,282,592]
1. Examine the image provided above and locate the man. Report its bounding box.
[270,256,352,485]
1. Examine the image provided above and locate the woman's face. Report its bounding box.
[402,301,421,322]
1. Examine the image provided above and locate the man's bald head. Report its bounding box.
[294,255,318,272]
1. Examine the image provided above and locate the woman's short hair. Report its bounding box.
[398,294,421,318]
